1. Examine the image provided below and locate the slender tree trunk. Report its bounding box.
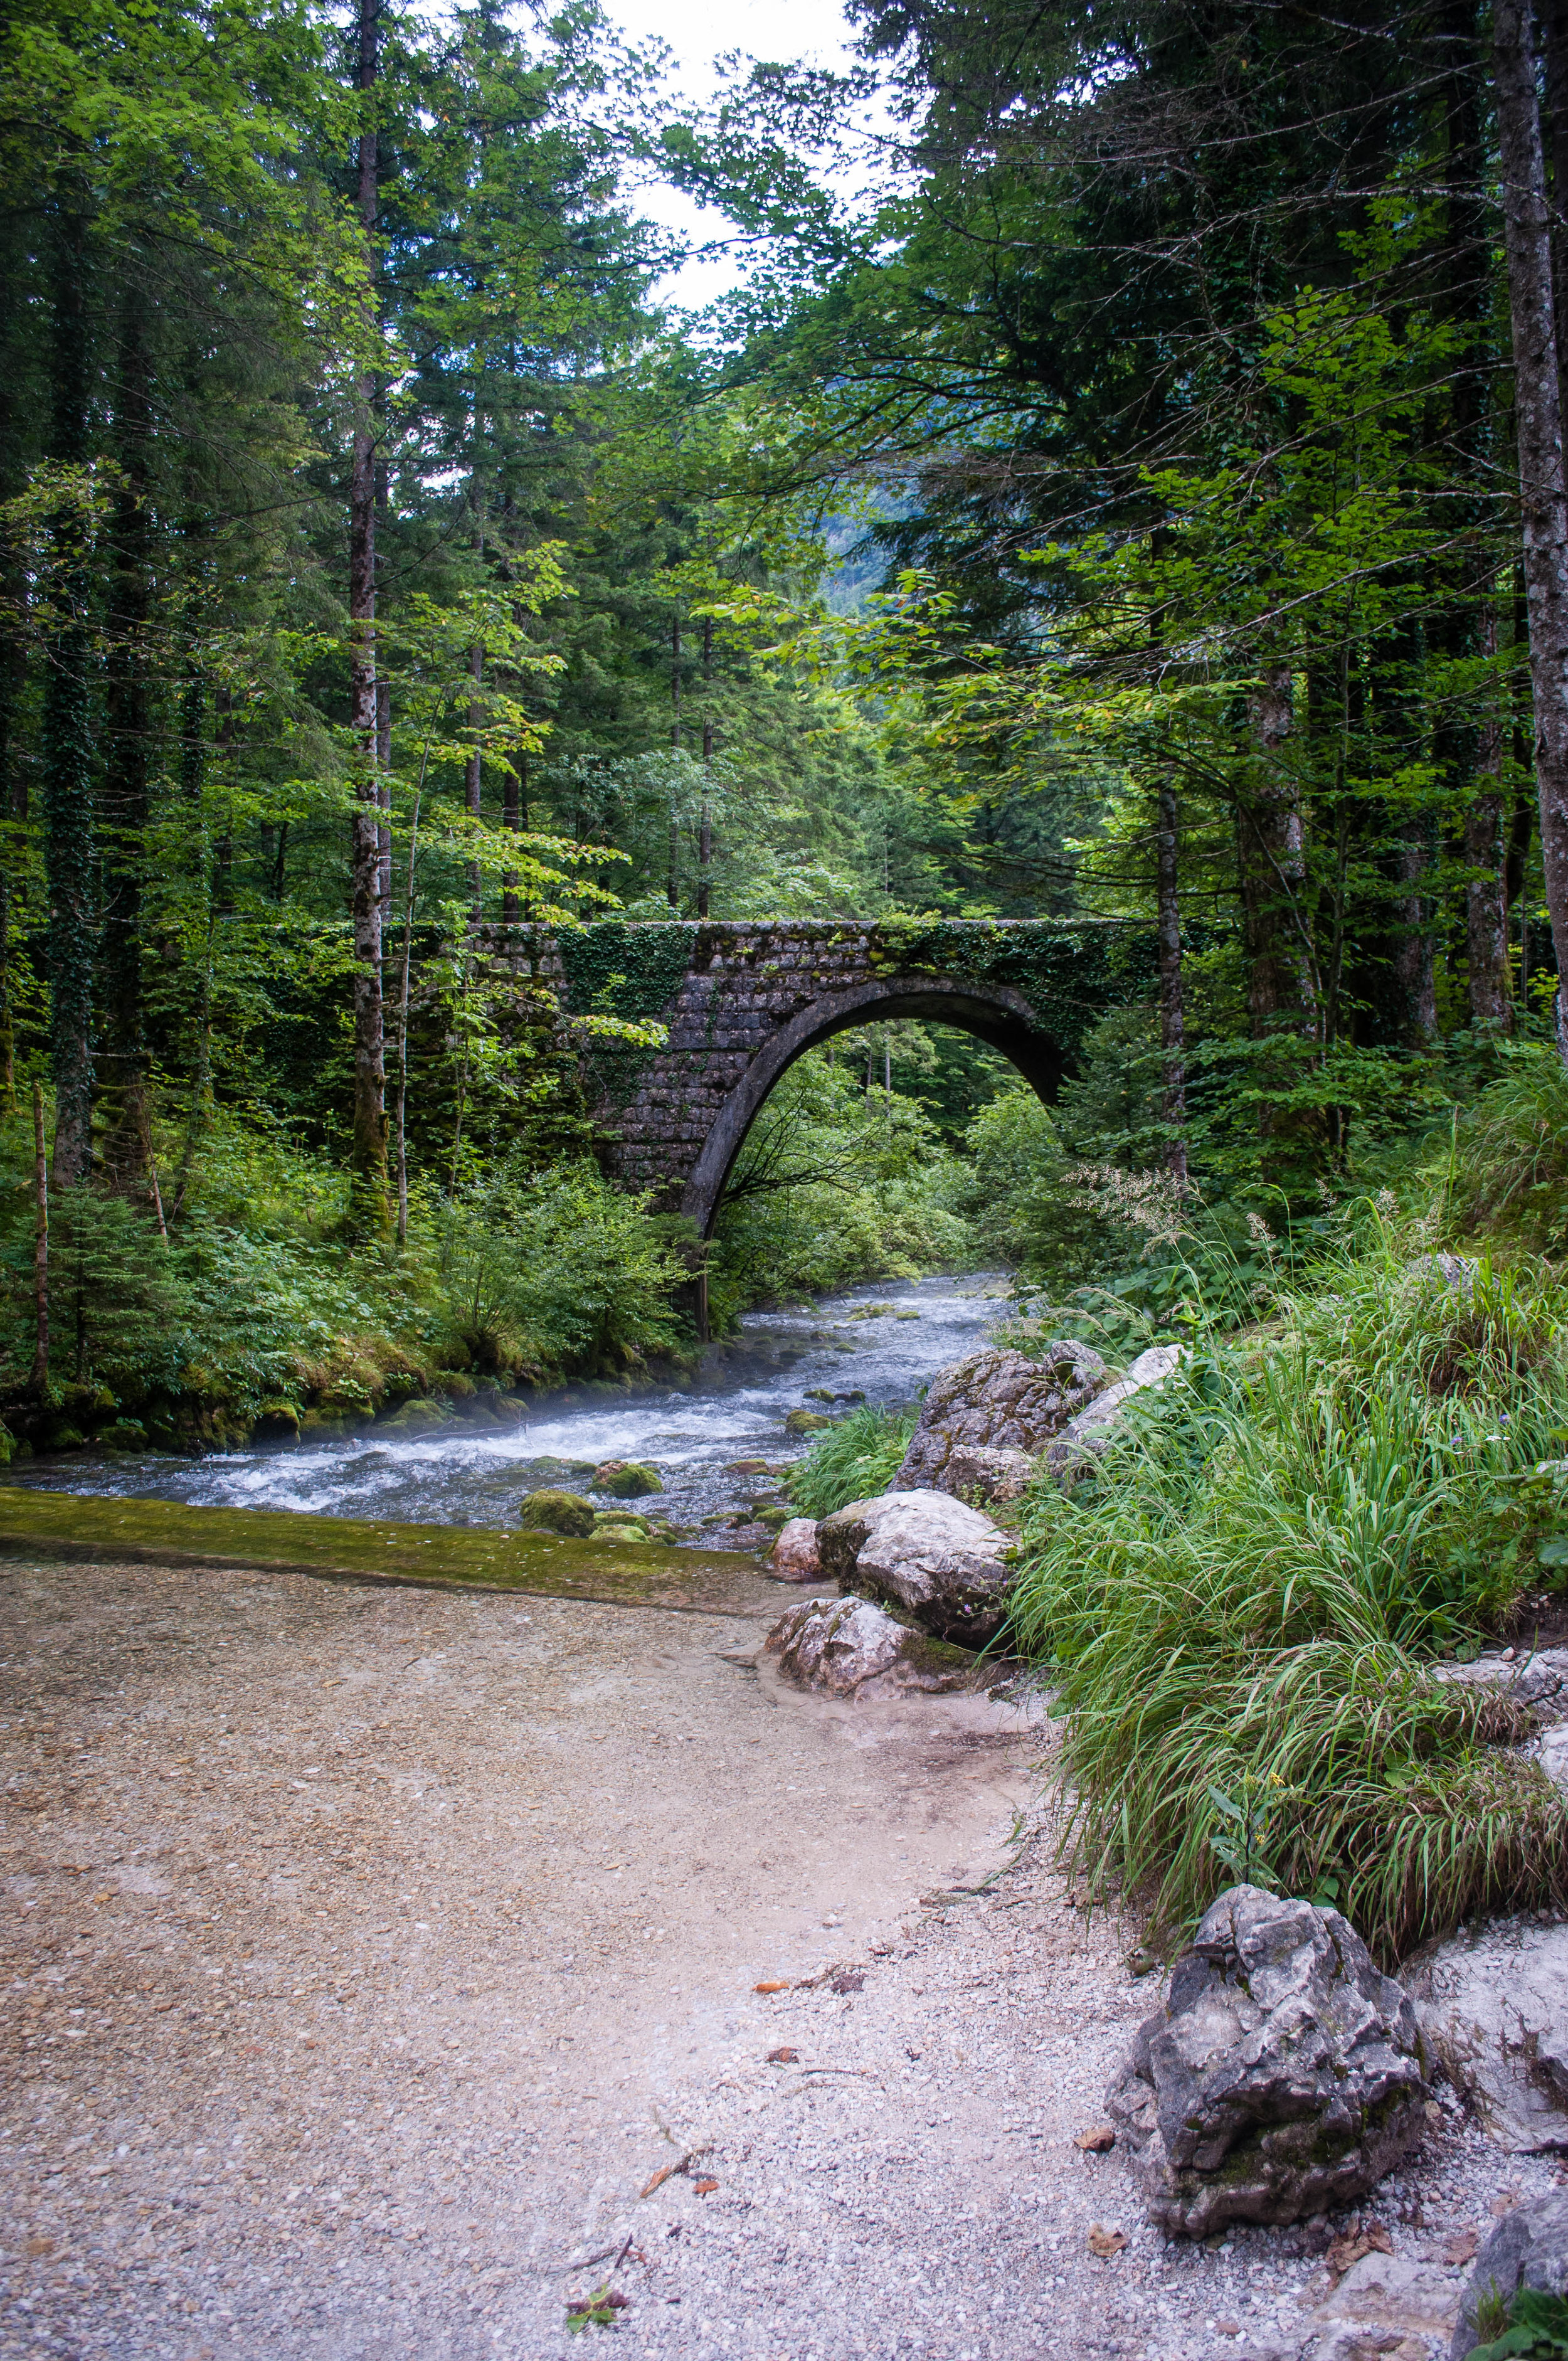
[395,781,421,1251]
[347,0,389,1225]
[100,292,156,1199]
[698,615,714,920]
[1394,829,1439,1047]
[1467,600,1513,1027]
[502,750,521,924]
[0,613,22,1118]
[668,613,682,910]
[29,1078,48,1397]
[465,643,483,920]
[1494,0,1568,1059]
[377,676,392,926]
[1238,657,1316,1035]
[699,718,713,919]
[1155,780,1187,1183]
[42,206,95,1187]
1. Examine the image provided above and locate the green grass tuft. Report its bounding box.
[787,1401,919,1519]
[1009,1241,1568,1963]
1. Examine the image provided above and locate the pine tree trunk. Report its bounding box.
[1155,780,1187,1182]
[1467,601,1513,1027]
[101,293,156,1197]
[1494,0,1568,1060]
[348,0,388,1223]
[1394,829,1439,1047]
[1238,657,1316,1035]
[29,1078,49,1397]
[502,751,521,924]
[465,644,483,919]
[42,206,95,1189]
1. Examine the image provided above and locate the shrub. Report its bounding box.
[1008,1243,1568,1962]
[1443,1038,1568,1255]
[787,1401,918,1518]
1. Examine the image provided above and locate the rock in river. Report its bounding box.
[591,1459,662,1498]
[893,1343,1106,1497]
[1403,1917,1568,2153]
[816,1489,1012,1648]
[519,1488,596,1538]
[765,1594,978,1699]
[1105,1883,1428,2238]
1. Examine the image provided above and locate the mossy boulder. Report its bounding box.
[252,1401,302,1444]
[519,1488,595,1537]
[378,1398,451,1437]
[591,1459,662,1498]
[98,1421,148,1453]
[784,1409,832,1436]
[595,1514,656,1546]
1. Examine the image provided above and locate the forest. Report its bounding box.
[4,0,1568,1474]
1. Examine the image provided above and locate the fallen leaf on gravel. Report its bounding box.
[1490,2186,1521,2219]
[1325,2224,1392,2279]
[1074,2126,1116,2153]
[766,2047,797,2064]
[638,2165,677,2199]
[692,2179,718,2197]
[753,1980,789,1994]
[1088,2225,1127,2258]
[25,2239,53,2259]
[830,1973,864,1995]
[1214,2321,1240,2338]
[1441,2230,1479,2267]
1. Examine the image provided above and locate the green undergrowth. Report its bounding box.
[787,1401,919,1519]
[1008,1240,1568,1964]
[0,1105,693,1455]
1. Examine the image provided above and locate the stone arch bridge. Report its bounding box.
[489,920,1148,1299]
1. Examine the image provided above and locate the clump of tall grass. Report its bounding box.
[1009,1243,1568,1963]
[787,1402,918,1519]
[1442,1038,1568,1255]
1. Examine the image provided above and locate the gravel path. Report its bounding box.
[0,1553,1543,2361]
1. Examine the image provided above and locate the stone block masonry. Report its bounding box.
[477,915,1147,1237]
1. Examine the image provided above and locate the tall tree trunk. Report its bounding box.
[1394,827,1439,1047]
[1467,600,1513,1027]
[42,206,95,1188]
[1155,779,1187,1182]
[699,617,713,920]
[502,750,521,924]
[377,676,392,928]
[29,1078,49,1397]
[668,614,682,910]
[1494,0,1568,1060]
[465,644,483,920]
[348,0,389,1224]
[100,292,156,1199]
[1238,657,1316,1035]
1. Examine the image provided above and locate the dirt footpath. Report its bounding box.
[0,1556,1537,2361]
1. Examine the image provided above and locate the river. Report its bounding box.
[5,1273,1007,1544]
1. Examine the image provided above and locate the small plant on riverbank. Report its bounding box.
[787,1402,918,1518]
[1008,1240,1568,1962]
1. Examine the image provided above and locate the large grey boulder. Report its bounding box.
[1045,1343,1185,1478]
[1105,1884,1429,2239]
[1403,1918,1568,2153]
[893,1343,1106,1497]
[816,1489,1013,1648]
[1449,2191,1568,2360]
[764,1594,978,1700]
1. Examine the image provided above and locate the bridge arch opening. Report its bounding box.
[679,975,1069,1248]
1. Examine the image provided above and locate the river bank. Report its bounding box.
[1,1276,1011,1551]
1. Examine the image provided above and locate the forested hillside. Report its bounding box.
[4,0,1568,1450]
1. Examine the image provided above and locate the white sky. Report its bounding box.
[600,0,872,309]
